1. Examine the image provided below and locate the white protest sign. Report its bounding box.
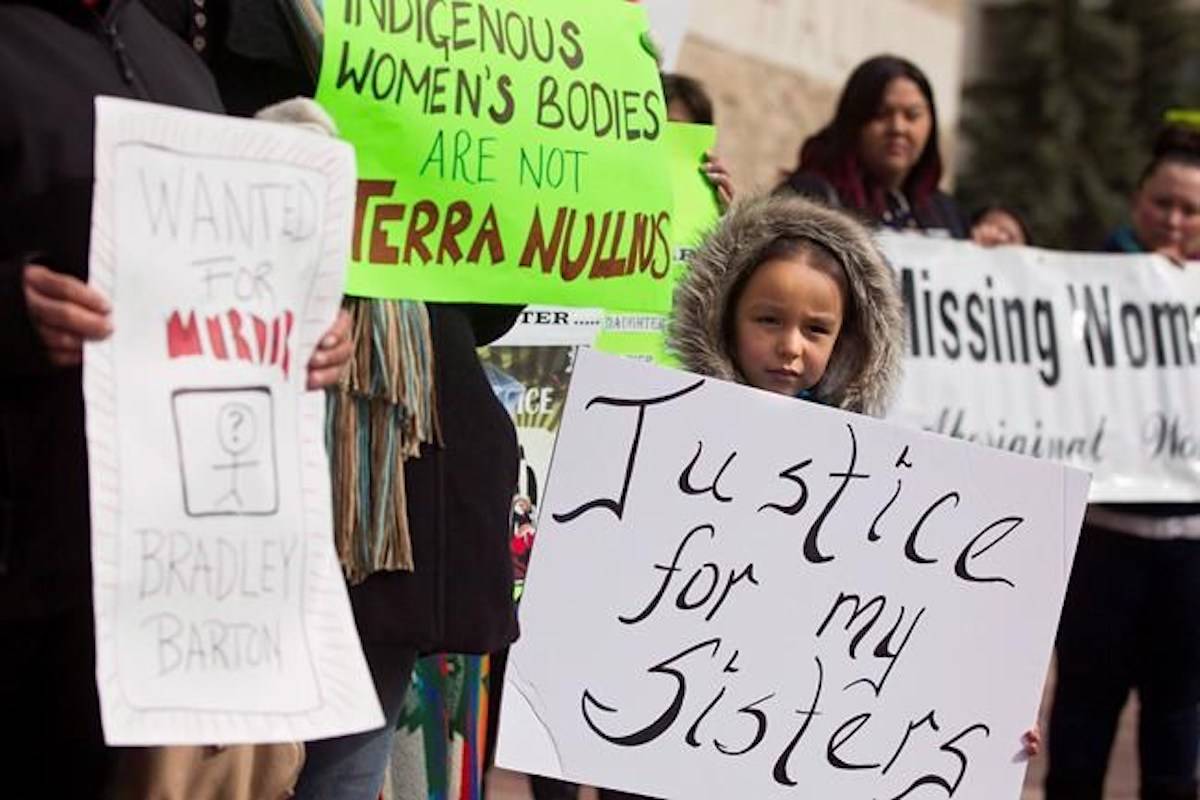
[881,234,1200,503]
[84,97,382,745]
[501,239,1200,502]
[497,349,1088,799]
[493,305,604,347]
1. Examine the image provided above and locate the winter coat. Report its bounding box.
[669,193,905,416]
[781,171,971,240]
[0,0,224,620]
[144,1,522,653]
[349,304,521,652]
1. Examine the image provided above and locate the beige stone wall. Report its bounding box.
[676,36,838,195]
[670,0,967,196]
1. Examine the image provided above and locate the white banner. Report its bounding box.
[882,234,1200,503]
[496,240,1200,503]
[497,350,1089,799]
[85,98,382,744]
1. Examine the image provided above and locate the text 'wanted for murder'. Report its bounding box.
[353,180,672,279]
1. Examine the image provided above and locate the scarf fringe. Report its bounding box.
[328,299,438,584]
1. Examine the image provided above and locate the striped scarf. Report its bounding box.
[327,299,439,583]
[271,2,440,583]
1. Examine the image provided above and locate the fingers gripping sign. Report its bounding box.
[22,263,113,366]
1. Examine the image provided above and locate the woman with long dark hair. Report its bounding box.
[779,54,969,238]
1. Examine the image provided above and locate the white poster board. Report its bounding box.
[85,97,382,745]
[498,350,1088,799]
[493,306,604,347]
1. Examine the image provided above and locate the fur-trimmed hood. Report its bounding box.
[668,193,905,415]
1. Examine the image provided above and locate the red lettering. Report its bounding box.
[437,200,472,263]
[469,205,505,263]
[205,314,228,360]
[560,209,594,282]
[163,308,294,379]
[281,311,295,379]
[269,316,281,365]
[590,211,626,279]
[404,200,439,264]
[253,315,269,363]
[519,206,567,273]
[227,309,253,361]
[370,203,405,264]
[354,179,396,261]
[166,311,202,358]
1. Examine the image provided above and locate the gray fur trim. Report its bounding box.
[668,193,905,415]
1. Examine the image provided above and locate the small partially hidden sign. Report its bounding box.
[498,350,1088,799]
[85,97,382,745]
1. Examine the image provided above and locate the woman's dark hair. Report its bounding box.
[1139,124,1200,185]
[970,204,1034,246]
[662,73,714,125]
[788,55,943,220]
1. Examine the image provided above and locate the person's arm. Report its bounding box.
[14,264,112,369]
[456,303,525,346]
[0,129,109,374]
[0,256,49,375]
[0,74,54,376]
[930,192,972,240]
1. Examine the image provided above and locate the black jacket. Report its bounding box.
[350,304,520,652]
[0,0,223,619]
[144,0,522,653]
[780,171,971,240]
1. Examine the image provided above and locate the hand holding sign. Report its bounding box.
[23,263,113,366]
[306,308,353,389]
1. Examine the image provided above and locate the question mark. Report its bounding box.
[229,410,245,446]
[218,402,255,455]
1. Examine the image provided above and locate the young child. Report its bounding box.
[668,192,1044,759]
[669,192,904,412]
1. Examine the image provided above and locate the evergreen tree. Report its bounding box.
[1108,0,1200,155]
[957,0,1140,249]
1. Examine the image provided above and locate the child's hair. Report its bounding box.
[970,204,1034,246]
[719,236,853,362]
[1140,124,1200,185]
[669,193,904,414]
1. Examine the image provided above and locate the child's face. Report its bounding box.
[732,254,846,396]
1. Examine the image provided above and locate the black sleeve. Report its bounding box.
[0,256,53,377]
[928,192,971,240]
[453,304,525,347]
[0,64,50,377]
[775,170,842,208]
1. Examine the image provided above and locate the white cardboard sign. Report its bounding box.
[498,350,1088,799]
[85,97,382,745]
